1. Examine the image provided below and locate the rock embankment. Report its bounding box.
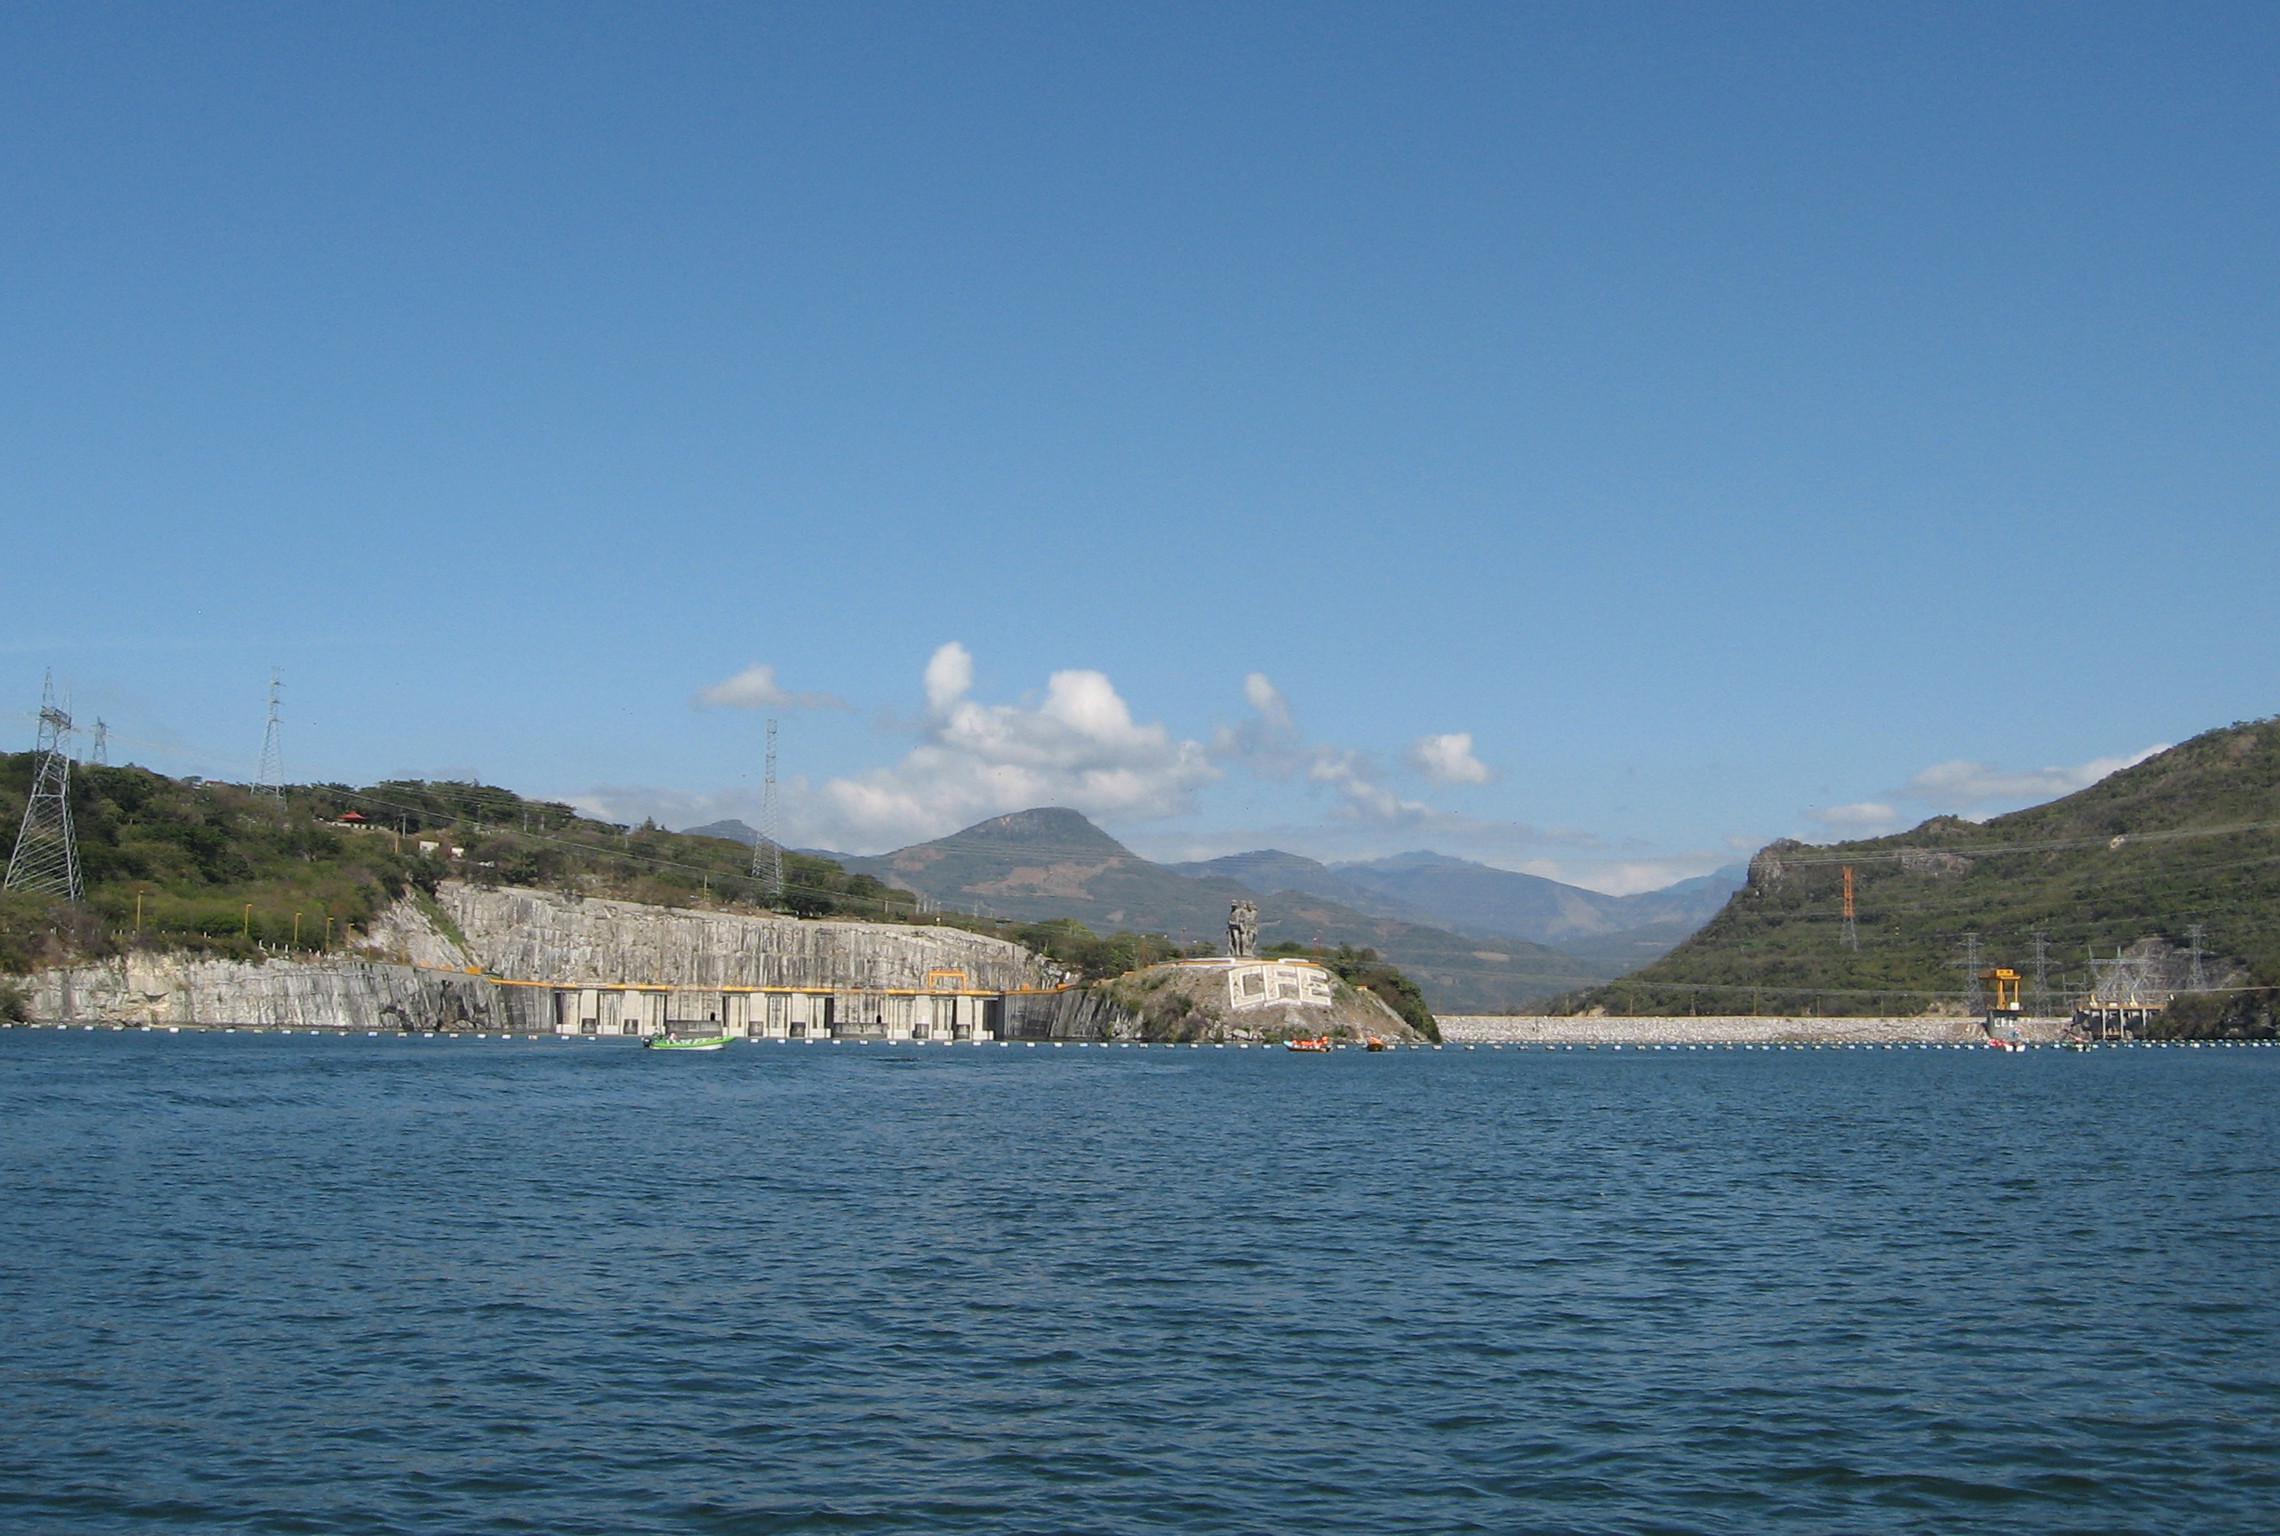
[429,885,1051,991]
[27,952,535,1032]
[1103,959,1423,1044]
[24,882,1063,1030]
[1436,1014,2069,1046]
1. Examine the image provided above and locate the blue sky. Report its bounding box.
[4,3,2273,893]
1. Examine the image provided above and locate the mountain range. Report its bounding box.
[1171,848,1743,970]
[683,810,1742,1012]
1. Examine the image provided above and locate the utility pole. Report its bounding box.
[5,672,84,902]
[2185,923,2208,992]
[1841,865,1859,951]
[254,670,285,798]
[2030,927,2053,1018]
[751,717,784,902]
[1957,932,1984,1018]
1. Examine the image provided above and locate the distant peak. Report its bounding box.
[682,817,760,843]
[1343,849,1484,872]
[954,806,1126,851]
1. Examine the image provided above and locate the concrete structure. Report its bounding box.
[1436,1013,2070,1047]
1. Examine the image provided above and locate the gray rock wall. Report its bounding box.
[435,885,1053,991]
[23,882,1062,1031]
[26,952,546,1032]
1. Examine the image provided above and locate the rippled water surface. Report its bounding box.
[4,1031,2278,1533]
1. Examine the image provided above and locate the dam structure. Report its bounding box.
[29,883,1109,1040]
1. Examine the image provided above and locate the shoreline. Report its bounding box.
[7,1019,2274,1051]
[1437,1013,2069,1046]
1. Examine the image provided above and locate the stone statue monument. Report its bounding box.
[1227,899,1258,959]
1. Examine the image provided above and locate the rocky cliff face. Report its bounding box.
[430,885,1051,990]
[27,952,538,1031]
[25,882,1061,1028]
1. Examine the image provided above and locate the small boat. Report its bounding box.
[1286,1035,1333,1053]
[645,1033,732,1052]
[1364,1036,1390,1052]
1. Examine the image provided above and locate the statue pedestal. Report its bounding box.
[1166,955,1336,1014]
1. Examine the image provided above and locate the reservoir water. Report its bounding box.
[4,1031,2276,1533]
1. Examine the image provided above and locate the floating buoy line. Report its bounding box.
[3,1020,2273,1052]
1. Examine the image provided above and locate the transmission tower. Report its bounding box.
[89,718,109,767]
[2185,924,2208,992]
[1957,932,1984,1017]
[254,671,285,798]
[750,718,784,901]
[2030,927,2052,1017]
[1840,865,1859,951]
[5,673,84,902]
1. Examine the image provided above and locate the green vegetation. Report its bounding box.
[1556,719,2280,1032]
[1265,940,1440,1041]
[1008,917,1194,981]
[0,758,937,975]
[0,759,433,972]
[309,779,919,920]
[0,757,1261,998]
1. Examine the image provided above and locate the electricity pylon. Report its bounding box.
[5,673,83,902]
[254,671,285,797]
[750,718,784,901]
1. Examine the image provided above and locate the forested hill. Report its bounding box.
[1559,718,2280,1024]
[0,759,920,975]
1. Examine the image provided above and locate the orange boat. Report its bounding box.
[1286,1035,1333,1053]
[1364,1036,1389,1052]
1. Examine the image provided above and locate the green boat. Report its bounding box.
[644,1032,733,1052]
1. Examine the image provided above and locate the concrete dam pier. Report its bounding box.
[30,883,1111,1041]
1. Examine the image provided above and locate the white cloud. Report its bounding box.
[1806,801,1901,833]
[923,642,973,716]
[810,644,1219,849]
[1513,854,1738,898]
[1901,745,2167,811]
[561,783,765,835]
[1411,731,1491,785]
[1210,671,1303,777]
[1244,672,1290,727]
[694,662,845,712]
[1210,674,1444,821]
[1307,747,1433,823]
